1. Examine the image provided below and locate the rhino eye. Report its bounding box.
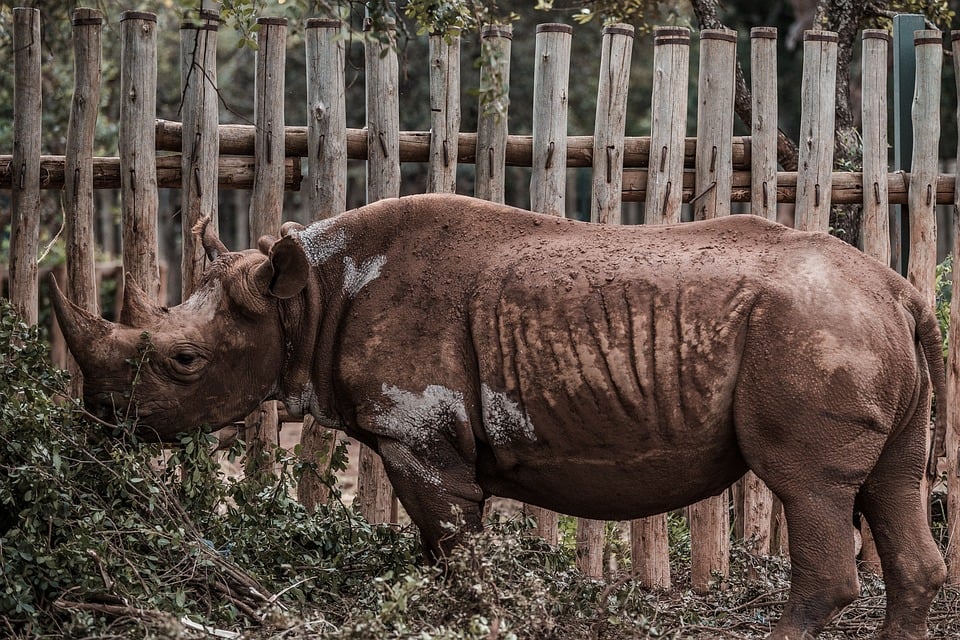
[169,349,206,376]
[173,353,197,366]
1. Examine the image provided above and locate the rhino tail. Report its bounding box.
[906,294,947,480]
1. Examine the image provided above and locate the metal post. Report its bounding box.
[893,14,925,275]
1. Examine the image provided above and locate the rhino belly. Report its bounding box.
[469,270,756,519]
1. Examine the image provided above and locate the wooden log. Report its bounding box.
[947,29,960,588]
[155,119,756,171]
[0,154,300,191]
[10,7,42,325]
[305,18,347,218]
[179,6,220,299]
[693,28,736,221]
[750,27,778,221]
[590,24,633,225]
[861,30,891,266]
[645,27,690,225]
[63,8,103,396]
[299,17,347,512]
[529,23,572,218]
[630,516,671,589]
[427,29,461,193]
[794,30,838,232]
[906,30,941,311]
[526,22,572,546]
[245,17,287,481]
[474,24,513,203]
[358,14,400,525]
[119,11,160,301]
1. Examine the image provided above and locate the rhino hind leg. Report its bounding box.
[857,407,946,640]
[377,439,485,562]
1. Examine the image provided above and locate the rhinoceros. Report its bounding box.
[52,193,946,639]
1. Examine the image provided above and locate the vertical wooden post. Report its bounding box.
[948,30,960,586]
[428,29,461,194]
[245,17,288,480]
[794,30,838,233]
[305,18,347,218]
[64,8,103,396]
[590,24,633,225]
[632,26,688,592]
[692,28,736,222]
[10,7,42,325]
[906,30,941,311]
[688,27,736,594]
[474,24,512,204]
[529,23,572,218]
[119,11,160,301]
[179,5,220,299]
[359,14,400,525]
[750,27,777,222]
[644,27,690,226]
[299,17,347,511]
[861,30,891,266]
[576,23,634,579]
[526,23,572,546]
[738,25,779,562]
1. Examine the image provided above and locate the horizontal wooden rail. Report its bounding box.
[0,154,301,190]
[3,153,952,206]
[622,169,956,206]
[155,119,752,170]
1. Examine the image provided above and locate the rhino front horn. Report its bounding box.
[49,273,114,368]
[119,274,163,328]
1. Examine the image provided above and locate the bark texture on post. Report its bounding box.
[10,7,42,325]
[906,30,941,311]
[299,17,348,512]
[630,515,671,590]
[590,24,633,225]
[119,11,160,302]
[692,28,736,221]
[794,30,838,233]
[750,27,777,222]
[427,30,461,194]
[64,8,103,396]
[861,30,890,266]
[644,27,689,226]
[245,17,288,481]
[358,15,401,525]
[179,7,220,299]
[948,29,960,587]
[474,24,512,204]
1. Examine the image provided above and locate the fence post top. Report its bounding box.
[913,30,943,45]
[602,23,635,38]
[802,30,838,42]
[862,29,891,42]
[120,11,157,23]
[71,8,103,25]
[750,26,777,39]
[701,28,737,43]
[536,23,573,35]
[653,26,690,46]
[306,18,342,30]
[256,16,288,27]
[481,23,513,39]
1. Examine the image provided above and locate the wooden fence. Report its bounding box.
[3,6,959,590]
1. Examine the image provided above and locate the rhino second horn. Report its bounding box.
[49,273,115,367]
[119,274,164,328]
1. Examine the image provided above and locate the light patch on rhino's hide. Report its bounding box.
[813,330,881,380]
[180,280,223,322]
[481,384,537,446]
[291,218,347,266]
[374,384,466,449]
[343,255,386,297]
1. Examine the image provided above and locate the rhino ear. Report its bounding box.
[252,235,309,299]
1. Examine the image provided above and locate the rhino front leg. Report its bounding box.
[377,438,486,561]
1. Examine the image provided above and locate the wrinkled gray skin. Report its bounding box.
[53,194,947,639]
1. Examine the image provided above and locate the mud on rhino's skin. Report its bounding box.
[52,193,948,640]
